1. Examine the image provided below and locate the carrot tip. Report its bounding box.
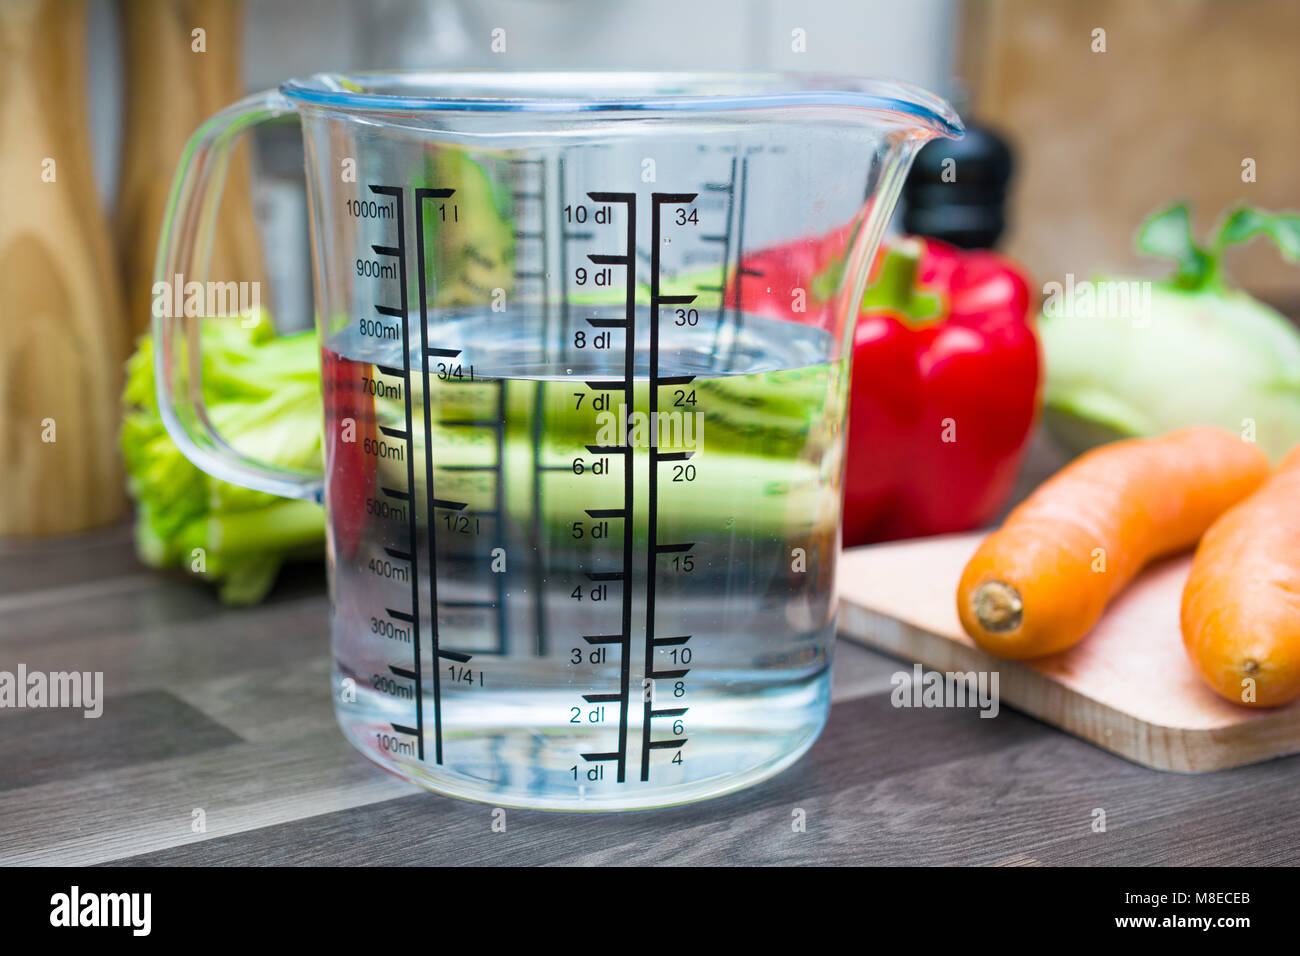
[973,581,1023,634]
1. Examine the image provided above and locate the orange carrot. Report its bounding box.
[1181,444,1300,707]
[957,428,1269,659]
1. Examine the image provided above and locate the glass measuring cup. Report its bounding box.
[154,72,961,810]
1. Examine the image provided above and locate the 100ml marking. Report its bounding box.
[376,732,415,755]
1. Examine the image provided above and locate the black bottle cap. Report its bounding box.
[902,124,1015,250]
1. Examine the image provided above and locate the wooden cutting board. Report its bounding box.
[837,533,1300,772]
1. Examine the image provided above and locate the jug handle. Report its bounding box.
[152,90,323,502]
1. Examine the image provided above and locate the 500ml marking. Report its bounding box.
[366,497,406,523]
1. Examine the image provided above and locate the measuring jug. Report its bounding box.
[154,72,961,810]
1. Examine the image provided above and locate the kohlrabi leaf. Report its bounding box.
[1219,207,1300,261]
[1135,203,1213,289]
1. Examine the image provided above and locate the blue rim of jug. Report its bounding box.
[279,71,963,139]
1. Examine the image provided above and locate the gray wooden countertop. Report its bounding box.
[2,434,1298,866]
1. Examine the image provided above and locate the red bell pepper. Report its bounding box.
[733,233,1041,545]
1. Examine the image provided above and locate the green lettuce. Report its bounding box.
[121,311,325,603]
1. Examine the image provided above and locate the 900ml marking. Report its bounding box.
[356,257,397,279]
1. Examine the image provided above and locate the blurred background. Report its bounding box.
[76,0,1298,327]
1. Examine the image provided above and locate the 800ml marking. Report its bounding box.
[359,317,399,340]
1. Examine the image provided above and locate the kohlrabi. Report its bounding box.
[1040,204,1300,461]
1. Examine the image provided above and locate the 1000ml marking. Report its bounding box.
[346,198,393,219]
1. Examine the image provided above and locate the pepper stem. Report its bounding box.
[859,238,944,327]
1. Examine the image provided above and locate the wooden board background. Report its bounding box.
[838,532,1300,773]
[960,0,1300,310]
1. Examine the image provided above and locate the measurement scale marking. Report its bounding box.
[653,635,692,647]
[369,184,425,762]
[414,185,457,763]
[641,191,699,781]
[654,542,694,553]
[580,190,636,783]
